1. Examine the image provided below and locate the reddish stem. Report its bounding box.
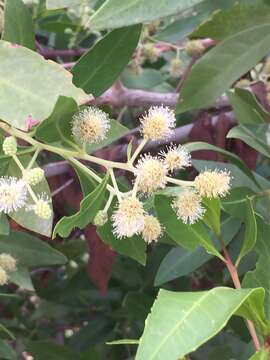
[220,238,261,352]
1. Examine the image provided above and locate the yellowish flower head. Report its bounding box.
[160,144,191,173]
[33,194,52,219]
[142,215,163,244]
[23,168,45,186]
[140,106,176,141]
[170,57,183,78]
[72,107,110,145]
[0,253,17,272]
[0,266,8,286]
[143,43,160,63]
[135,155,168,194]
[172,190,205,224]
[2,136,17,156]
[185,40,205,57]
[0,177,27,214]
[194,169,231,198]
[112,197,145,238]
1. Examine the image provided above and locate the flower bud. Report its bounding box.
[0,253,17,272]
[142,215,162,243]
[185,40,204,57]
[169,58,183,78]
[23,168,44,186]
[142,43,160,63]
[2,136,17,156]
[0,266,8,286]
[93,210,108,227]
[34,196,52,219]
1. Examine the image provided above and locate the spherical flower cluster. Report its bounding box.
[72,107,110,145]
[142,43,160,63]
[112,197,145,238]
[23,168,44,186]
[33,194,52,219]
[140,106,176,141]
[160,144,191,173]
[194,169,231,198]
[185,40,205,57]
[170,57,183,78]
[142,215,163,243]
[172,190,205,224]
[0,253,17,286]
[0,253,17,272]
[135,155,168,194]
[0,177,27,214]
[2,136,17,156]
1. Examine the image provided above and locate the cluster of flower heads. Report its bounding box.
[74,105,231,241]
[0,253,17,286]
[0,137,52,220]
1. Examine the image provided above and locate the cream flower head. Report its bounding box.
[194,169,231,198]
[172,190,205,224]
[0,254,17,272]
[140,106,176,141]
[72,107,110,145]
[0,177,27,214]
[142,215,163,244]
[135,154,168,194]
[32,194,52,219]
[160,144,191,173]
[0,266,8,286]
[112,197,145,239]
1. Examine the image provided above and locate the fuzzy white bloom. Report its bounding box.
[142,215,163,244]
[142,43,160,63]
[135,154,168,194]
[0,254,17,272]
[0,177,27,214]
[2,136,17,156]
[32,194,52,219]
[185,40,205,57]
[194,169,231,198]
[72,107,110,145]
[140,106,176,141]
[112,197,145,238]
[0,266,8,286]
[170,57,183,78]
[23,168,44,186]
[172,190,205,224]
[160,144,191,172]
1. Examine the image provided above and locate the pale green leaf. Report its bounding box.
[9,265,34,291]
[107,339,139,345]
[0,40,89,130]
[46,0,81,9]
[249,349,270,360]
[90,0,205,30]
[136,287,264,360]
[0,214,9,236]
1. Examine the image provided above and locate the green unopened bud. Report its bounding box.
[2,136,17,156]
[93,210,108,227]
[185,40,204,57]
[170,57,183,78]
[23,168,45,186]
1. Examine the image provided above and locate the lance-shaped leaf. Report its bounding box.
[136,287,265,360]
[249,349,270,360]
[53,174,109,238]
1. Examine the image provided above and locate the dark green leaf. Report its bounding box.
[72,25,141,96]
[0,339,16,360]
[2,0,35,50]
[0,214,9,236]
[9,265,34,291]
[53,173,109,238]
[177,24,270,113]
[203,197,220,235]
[27,341,78,360]
[46,0,81,9]
[0,231,67,267]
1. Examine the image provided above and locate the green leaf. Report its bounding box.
[203,197,220,235]
[243,218,270,321]
[90,0,205,30]
[53,174,109,238]
[0,40,88,130]
[236,198,257,266]
[2,0,35,50]
[227,124,270,158]
[7,155,53,237]
[191,2,270,41]
[0,339,16,360]
[107,339,139,345]
[27,341,79,360]
[9,265,35,291]
[0,214,9,236]
[35,96,79,148]
[0,231,67,267]
[155,195,223,259]
[136,287,264,360]
[97,220,146,266]
[72,25,142,97]
[249,349,270,360]
[154,216,240,286]
[176,24,270,113]
[227,88,269,124]
[46,0,81,9]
